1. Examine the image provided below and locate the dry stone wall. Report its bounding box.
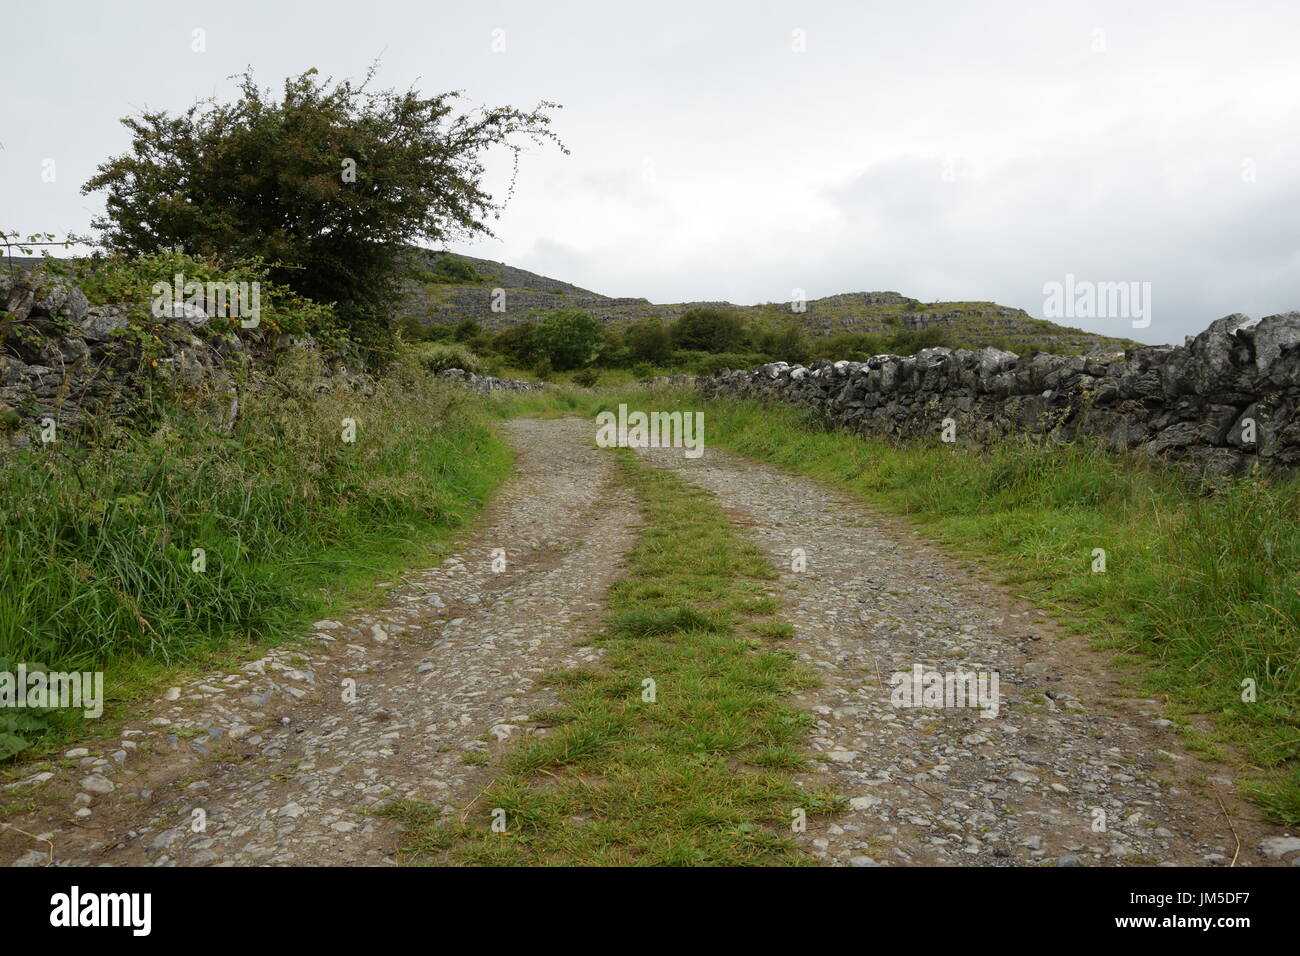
[0,271,356,449]
[696,312,1300,476]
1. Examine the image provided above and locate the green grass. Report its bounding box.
[0,348,511,757]
[494,386,1300,825]
[647,390,1300,823]
[390,451,842,865]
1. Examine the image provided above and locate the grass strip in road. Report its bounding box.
[640,390,1299,826]
[391,450,842,865]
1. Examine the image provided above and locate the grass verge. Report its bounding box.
[0,348,511,760]
[389,450,842,865]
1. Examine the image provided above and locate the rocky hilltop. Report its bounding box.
[400,251,1141,355]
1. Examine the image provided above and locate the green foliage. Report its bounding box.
[47,249,341,341]
[670,307,748,353]
[571,367,601,388]
[426,255,480,284]
[810,331,887,362]
[675,350,770,375]
[534,309,601,371]
[452,318,480,343]
[885,326,954,353]
[753,320,811,364]
[489,322,539,366]
[81,67,564,355]
[623,318,673,364]
[460,307,1030,378]
[413,342,484,375]
[807,327,953,361]
[0,347,510,754]
[395,316,453,343]
[0,658,55,760]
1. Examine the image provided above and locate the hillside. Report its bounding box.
[400,250,1143,355]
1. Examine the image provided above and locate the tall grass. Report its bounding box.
[0,348,510,747]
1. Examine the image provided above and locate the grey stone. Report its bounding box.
[80,773,114,794]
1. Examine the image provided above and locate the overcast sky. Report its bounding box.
[3,0,1297,344]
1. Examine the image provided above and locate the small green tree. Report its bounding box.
[624,318,673,364]
[755,320,811,363]
[82,66,565,359]
[489,321,539,367]
[670,307,748,353]
[534,310,601,370]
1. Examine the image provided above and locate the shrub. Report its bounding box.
[427,254,480,284]
[414,342,485,375]
[396,316,453,343]
[887,327,953,354]
[680,351,770,375]
[534,309,601,371]
[624,319,673,364]
[489,322,539,367]
[48,249,341,342]
[669,307,748,353]
[754,321,811,364]
[452,318,480,342]
[811,331,887,362]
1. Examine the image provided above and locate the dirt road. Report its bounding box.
[3,417,1295,867]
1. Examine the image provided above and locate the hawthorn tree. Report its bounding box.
[534,310,601,370]
[82,67,565,357]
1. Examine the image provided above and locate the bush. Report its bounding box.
[49,249,341,342]
[754,321,811,364]
[887,327,953,354]
[670,307,748,353]
[679,350,769,375]
[624,319,674,364]
[810,331,887,362]
[571,368,601,388]
[396,316,453,343]
[489,322,539,367]
[427,255,480,284]
[534,309,601,371]
[452,318,480,343]
[414,342,485,375]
